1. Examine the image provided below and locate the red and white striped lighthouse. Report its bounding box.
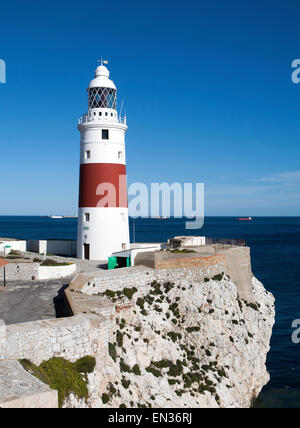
[77,62,130,260]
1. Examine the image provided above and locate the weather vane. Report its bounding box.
[97,57,108,66]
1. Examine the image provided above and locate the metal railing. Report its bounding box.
[78,114,127,126]
[205,237,246,247]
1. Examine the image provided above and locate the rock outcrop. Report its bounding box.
[70,272,275,408]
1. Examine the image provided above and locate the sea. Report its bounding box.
[0,215,299,408]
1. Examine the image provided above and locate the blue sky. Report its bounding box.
[1,0,300,216]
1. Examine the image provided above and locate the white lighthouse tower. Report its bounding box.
[77,61,130,261]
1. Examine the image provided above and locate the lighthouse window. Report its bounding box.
[85,150,91,160]
[102,130,109,140]
[84,213,90,222]
[118,151,123,159]
[88,87,117,109]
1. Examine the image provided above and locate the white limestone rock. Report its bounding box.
[65,274,275,409]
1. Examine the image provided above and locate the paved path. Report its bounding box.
[0,278,70,324]
[0,258,107,325]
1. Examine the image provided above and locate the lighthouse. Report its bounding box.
[77,62,130,261]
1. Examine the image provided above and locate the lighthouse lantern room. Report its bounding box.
[77,62,130,261]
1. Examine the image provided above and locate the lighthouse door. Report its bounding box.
[83,244,90,260]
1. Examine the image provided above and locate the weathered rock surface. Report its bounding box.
[67,273,275,408]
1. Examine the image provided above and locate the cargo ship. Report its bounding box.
[238,217,253,221]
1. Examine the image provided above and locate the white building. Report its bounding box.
[77,62,130,261]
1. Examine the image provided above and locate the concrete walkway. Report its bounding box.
[0,257,107,325]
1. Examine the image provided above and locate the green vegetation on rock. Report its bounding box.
[19,356,96,408]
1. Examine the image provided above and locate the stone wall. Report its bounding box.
[0,315,110,365]
[155,253,226,269]
[2,262,76,281]
[81,264,226,297]
[135,246,254,302]
[3,262,39,281]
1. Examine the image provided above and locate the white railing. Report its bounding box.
[78,114,127,126]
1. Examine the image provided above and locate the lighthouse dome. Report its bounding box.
[88,65,116,90]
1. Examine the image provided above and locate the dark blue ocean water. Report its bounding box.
[0,215,299,408]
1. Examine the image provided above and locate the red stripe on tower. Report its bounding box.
[79,163,127,208]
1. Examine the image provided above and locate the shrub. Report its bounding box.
[212,273,224,281]
[132,364,141,375]
[104,289,116,298]
[121,378,131,389]
[186,326,200,333]
[116,330,123,347]
[167,332,182,342]
[102,393,110,404]
[170,249,196,253]
[6,255,23,259]
[73,356,96,374]
[20,357,95,408]
[120,360,131,373]
[40,259,70,267]
[108,343,117,362]
[136,297,145,310]
[168,379,180,385]
[146,367,162,377]
[247,303,259,311]
[152,360,172,369]
[123,287,138,300]
[168,364,183,377]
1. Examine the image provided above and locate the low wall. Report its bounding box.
[0,240,27,252]
[3,262,40,281]
[81,263,226,297]
[155,253,226,269]
[0,360,58,408]
[27,240,77,257]
[38,263,77,280]
[2,262,76,281]
[0,314,109,365]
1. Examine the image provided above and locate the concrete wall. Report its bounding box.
[27,240,77,257]
[0,240,27,252]
[38,263,77,280]
[0,360,58,409]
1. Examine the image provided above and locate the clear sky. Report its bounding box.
[1,0,300,216]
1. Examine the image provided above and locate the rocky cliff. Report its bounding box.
[67,271,275,408]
